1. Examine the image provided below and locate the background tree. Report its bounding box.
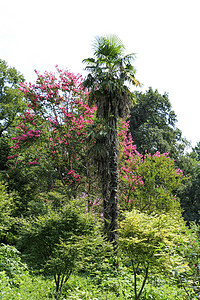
[193,141,200,161]
[128,87,200,223]
[0,59,27,180]
[177,155,200,223]
[0,59,25,137]
[129,87,188,158]
[83,35,139,244]
[169,143,200,224]
[0,182,13,243]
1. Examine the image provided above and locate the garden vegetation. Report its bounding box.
[1,36,200,299]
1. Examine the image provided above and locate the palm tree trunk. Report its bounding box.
[96,133,110,234]
[101,159,110,234]
[108,115,119,248]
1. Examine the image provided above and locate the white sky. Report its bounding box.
[1,0,200,147]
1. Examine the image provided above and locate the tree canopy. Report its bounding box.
[129,87,188,158]
[0,59,26,137]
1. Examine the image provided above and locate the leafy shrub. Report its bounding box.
[172,222,200,298]
[0,182,13,242]
[0,244,27,286]
[17,201,104,296]
[118,209,189,299]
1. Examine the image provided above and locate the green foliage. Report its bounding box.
[0,243,56,299]
[192,141,200,161]
[136,154,184,213]
[129,87,188,157]
[0,137,11,180]
[119,152,184,214]
[0,271,55,299]
[44,238,80,294]
[142,277,189,299]
[0,182,13,242]
[118,209,189,299]
[64,268,187,299]
[0,269,192,299]
[171,222,200,298]
[0,233,196,299]
[0,244,27,288]
[77,233,113,275]
[6,162,50,217]
[0,59,26,182]
[0,59,26,137]
[17,200,99,295]
[18,203,95,269]
[177,151,200,223]
[39,185,75,211]
[119,209,188,268]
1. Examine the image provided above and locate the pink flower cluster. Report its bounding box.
[118,119,145,206]
[11,128,44,150]
[64,168,82,185]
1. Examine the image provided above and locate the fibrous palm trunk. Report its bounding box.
[100,156,110,233]
[107,115,119,248]
[97,96,119,247]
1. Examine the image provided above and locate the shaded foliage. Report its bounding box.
[129,87,188,158]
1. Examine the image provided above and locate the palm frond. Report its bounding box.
[93,35,125,60]
[83,34,141,118]
[82,57,95,65]
[126,74,141,87]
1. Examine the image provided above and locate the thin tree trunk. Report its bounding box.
[54,274,60,293]
[132,260,139,300]
[138,265,149,299]
[132,260,149,300]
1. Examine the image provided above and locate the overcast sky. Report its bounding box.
[1,0,200,147]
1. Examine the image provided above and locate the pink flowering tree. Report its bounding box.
[9,66,96,199]
[118,119,184,213]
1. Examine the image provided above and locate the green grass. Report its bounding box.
[0,269,196,299]
[0,271,54,299]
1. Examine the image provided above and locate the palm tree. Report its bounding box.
[83,35,140,246]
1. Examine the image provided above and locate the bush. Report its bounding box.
[17,201,107,296]
[118,209,189,300]
[0,182,13,242]
[0,244,27,286]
